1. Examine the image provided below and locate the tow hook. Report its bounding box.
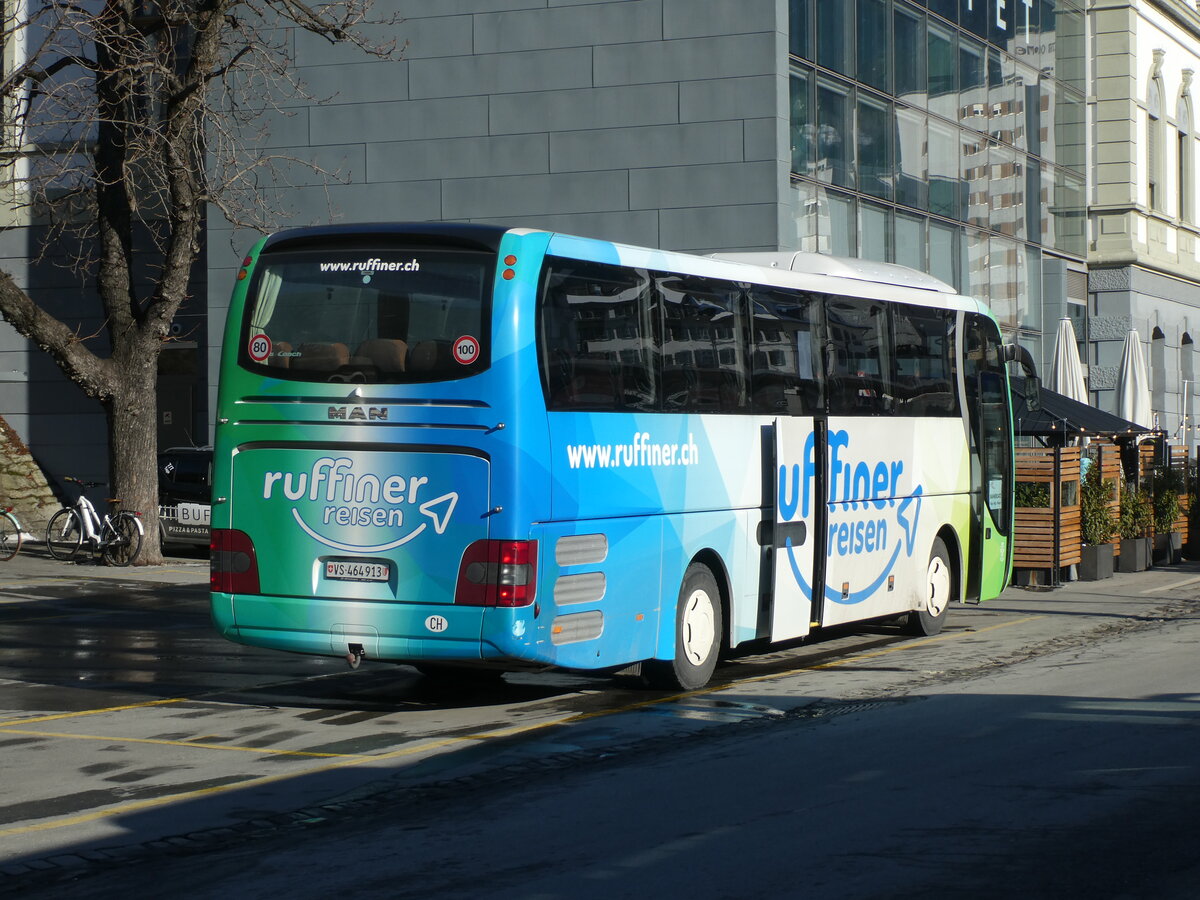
[346,643,365,669]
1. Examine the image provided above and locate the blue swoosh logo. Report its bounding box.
[785,536,903,606]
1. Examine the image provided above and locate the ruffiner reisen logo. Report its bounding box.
[262,457,457,553]
[778,428,924,605]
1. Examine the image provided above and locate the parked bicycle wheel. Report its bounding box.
[46,508,83,560]
[102,511,143,567]
[0,509,22,561]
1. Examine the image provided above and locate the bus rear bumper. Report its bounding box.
[211,592,494,662]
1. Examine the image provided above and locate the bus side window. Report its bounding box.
[892,304,959,417]
[826,297,892,416]
[657,274,748,414]
[538,259,657,412]
[748,287,821,415]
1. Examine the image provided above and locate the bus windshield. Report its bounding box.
[240,248,493,382]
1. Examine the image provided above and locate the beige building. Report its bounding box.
[1091,0,1200,442]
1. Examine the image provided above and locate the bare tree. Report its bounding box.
[0,0,397,562]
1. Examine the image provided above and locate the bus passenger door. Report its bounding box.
[771,416,821,641]
[963,314,1014,601]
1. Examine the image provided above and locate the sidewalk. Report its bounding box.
[0,542,208,586]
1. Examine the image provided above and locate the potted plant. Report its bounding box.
[1078,461,1116,580]
[1117,481,1153,572]
[1152,466,1186,565]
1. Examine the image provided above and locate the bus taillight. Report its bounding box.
[210,529,260,594]
[455,540,538,607]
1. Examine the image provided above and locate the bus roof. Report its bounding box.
[708,252,956,294]
[254,223,977,312]
[260,222,514,254]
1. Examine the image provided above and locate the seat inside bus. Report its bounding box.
[407,340,445,372]
[297,342,350,371]
[355,338,408,373]
[268,340,292,368]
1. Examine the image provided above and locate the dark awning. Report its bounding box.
[1010,378,1151,439]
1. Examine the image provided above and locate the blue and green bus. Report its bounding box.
[210,224,1020,690]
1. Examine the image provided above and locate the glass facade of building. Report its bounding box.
[789,0,1087,340]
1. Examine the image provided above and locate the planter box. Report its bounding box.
[1079,543,1114,581]
[1154,532,1183,566]
[1117,537,1151,572]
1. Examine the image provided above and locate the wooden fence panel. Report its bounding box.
[1014,446,1081,571]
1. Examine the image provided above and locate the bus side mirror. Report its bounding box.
[1025,375,1041,412]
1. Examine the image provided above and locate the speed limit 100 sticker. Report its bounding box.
[248,333,272,363]
[453,335,480,366]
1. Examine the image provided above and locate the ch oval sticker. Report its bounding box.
[425,614,449,633]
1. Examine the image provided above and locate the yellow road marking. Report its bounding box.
[0,698,187,728]
[0,728,369,759]
[0,614,1043,839]
[1140,574,1200,595]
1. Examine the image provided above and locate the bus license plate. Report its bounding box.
[325,560,390,583]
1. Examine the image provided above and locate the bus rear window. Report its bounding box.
[240,249,492,382]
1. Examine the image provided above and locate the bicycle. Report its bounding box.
[45,477,144,566]
[0,505,22,561]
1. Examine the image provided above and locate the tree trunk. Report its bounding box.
[107,347,163,565]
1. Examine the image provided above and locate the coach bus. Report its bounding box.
[210,223,1027,691]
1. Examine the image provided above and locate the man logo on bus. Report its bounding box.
[778,429,924,605]
[262,457,458,553]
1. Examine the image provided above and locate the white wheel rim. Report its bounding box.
[926,555,951,616]
[681,588,716,666]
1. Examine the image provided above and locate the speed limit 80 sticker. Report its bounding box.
[248,333,272,363]
[453,335,480,366]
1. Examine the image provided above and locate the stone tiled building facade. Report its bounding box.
[1090,0,1200,439]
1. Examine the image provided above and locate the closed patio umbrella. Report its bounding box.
[1049,316,1087,403]
[1115,329,1153,429]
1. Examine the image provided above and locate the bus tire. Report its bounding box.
[645,562,722,691]
[905,537,954,636]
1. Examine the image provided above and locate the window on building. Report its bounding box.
[895,105,929,210]
[790,67,814,176]
[859,201,892,263]
[928,21,956,122]
[1152,326,1167,416]
[816,0,852,75]
[1149,71,1165,212]
[857,94,893,200]
[1147,328,1166,422]
[817,76,853,188]
[857,0,890,92]
[789,0,811,59]
[894,4,927,106]
[1178,92,1193,223]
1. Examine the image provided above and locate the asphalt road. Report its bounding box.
[47,613,1198,900]
[3,548,1199,897]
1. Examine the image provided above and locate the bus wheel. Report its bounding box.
[645,563,722,691]
[905,537,953,636]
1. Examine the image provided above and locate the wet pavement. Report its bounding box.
[2,544,1199,885]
